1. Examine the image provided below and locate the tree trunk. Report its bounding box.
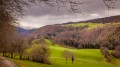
[20,54,22,60]
[11,53,13,58]
[66,58,67,63]
[27,57,29,60]
[3,52,5,57]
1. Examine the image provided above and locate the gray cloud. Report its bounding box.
[18,0,120,28]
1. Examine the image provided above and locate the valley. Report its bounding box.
[1,16,120,67]
[9,39,120,67]
[1,0,120,67]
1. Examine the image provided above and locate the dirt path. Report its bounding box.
[0,57,17,67]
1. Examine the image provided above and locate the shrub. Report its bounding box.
[100,47,111,62]
[31,45,51,64]
[112,46,120,58]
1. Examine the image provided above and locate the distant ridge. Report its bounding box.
[63,15,120,24]
[17,27,35,36]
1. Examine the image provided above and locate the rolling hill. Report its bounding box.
[10,15,120,67]
[63,15,120,24]
[17,27,35,36]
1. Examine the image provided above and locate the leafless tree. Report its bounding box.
[103,0,118,10]
[100,47,111,62]
[8,43,18,58]
[0,23,16,57]
[16,37,28,59]
[62,50,74,63]
[112,46,120,58]
[30,44,51,64]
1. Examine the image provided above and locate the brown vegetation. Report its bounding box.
[112,46,120,58]
[62,50,75,63]
[100,47,111,62]
[31,45,51,64]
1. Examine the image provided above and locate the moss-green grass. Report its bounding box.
[64,22,104,29]
[64,22,120,29]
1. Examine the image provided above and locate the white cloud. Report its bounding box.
[90,14,101,18]
[105,9,120,16]
[17,13,110,28]
[18,15,86,28]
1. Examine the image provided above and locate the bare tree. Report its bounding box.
[112,46,120,58]
[100,47,111,62]
[103,0,117,10]
[16,37,28,59]
[0,23,16,57]
[30,44,51,64]
[62,50,75,63]
[8,43,18,58]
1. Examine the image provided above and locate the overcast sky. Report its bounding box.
[18,0,120,29]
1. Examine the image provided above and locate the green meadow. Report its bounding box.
[10,39,120,67]
[64,22,104,29]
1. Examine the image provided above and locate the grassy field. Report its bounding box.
[64,22,104,29]
[64,22,120,30]
[10,39,120,67]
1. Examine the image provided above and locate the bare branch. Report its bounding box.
[103,0,117,10]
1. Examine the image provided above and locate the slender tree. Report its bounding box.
[62,50,74,63]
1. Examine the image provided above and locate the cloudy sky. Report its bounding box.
[18,0,120,29]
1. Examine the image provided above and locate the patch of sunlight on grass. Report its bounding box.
[64,22,104,29]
